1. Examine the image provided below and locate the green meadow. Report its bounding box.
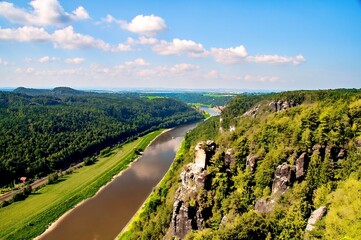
[0,130,162,239]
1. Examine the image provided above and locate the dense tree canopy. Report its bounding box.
[122,89,361,239]
[0,90,203,187]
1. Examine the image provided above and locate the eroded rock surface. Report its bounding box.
[305,206,327,232]
[171,140,216,239]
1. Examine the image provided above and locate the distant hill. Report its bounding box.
[13,87,85,96]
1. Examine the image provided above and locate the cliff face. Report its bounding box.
[170,140,216,239]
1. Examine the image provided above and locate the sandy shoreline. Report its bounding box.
[35,128,171,239]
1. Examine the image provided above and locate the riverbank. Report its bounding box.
[0,130,163,240]
[118,140,187,239]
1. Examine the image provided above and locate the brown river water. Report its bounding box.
[37,123,198,240]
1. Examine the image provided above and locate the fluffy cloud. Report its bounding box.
[120,14,166,36]
[211,45,248,64]
[246,54,306,65]
[0,26,127,52]
[124,58,149,66]
[65,58,85,64]
[38,56,59,63]
[0,26,51,42]
[0,0,89,26]
[169,63,199,73]
[52,26,111,50]
[153,38,208,57]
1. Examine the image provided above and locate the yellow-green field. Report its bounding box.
[0,130,163,240]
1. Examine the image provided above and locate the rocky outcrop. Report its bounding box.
[243,105,260,118]
[224,148,235,167]
[295,152,307,180]
[272,163,295,196]
[305,206,327,232]
[194,140,216,169]
[256,162,295,212]
[246,154,259,172]
[171,140,216,239]
[269,100,298,112]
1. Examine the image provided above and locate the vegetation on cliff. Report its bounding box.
[123,89,361,239]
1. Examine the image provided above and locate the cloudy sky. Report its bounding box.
[0,0,360,90]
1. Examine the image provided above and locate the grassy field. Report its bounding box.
[0,130,163,240]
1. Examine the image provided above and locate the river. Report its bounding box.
[37,123,198,240]
[200,106,219,117]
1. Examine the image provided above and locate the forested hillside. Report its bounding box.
[142,92,237,107]
[121,89,361,239]
[0,90,203,187]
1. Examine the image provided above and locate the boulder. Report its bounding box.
[305,206,327,232]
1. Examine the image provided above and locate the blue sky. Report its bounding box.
[0,0,360,90]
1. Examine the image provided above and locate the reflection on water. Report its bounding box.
[199,107,219,117]
[38,123,198,240]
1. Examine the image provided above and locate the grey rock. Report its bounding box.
[255,198,273,213]
[305,206,327,232]
[170,141,217,239]
[225,148,235,166]
[246,154,259,172]
[272,162,294,196]
[295,152,307,180]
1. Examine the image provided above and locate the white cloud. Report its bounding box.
[0,26,128,52]
[0,58,8,65]
[38,56,59,63]
[16,67,35,74]
[153,38,208,57]
[114,43,132,52]
[52,26,111,50]
[211,45,248,64]
[65,58,85,64]
[0,26,51,42]
[246,54,306,65]
[71,6,89,21]
[120,14,166,36]
[0,0,89,26]
[126,36,158,45]
[124,58,149,66]
[243,74,280,82]
[169,63,199,73]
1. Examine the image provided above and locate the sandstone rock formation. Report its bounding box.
[256,162,295,212]
[243,105,260,118]
[295,152,307,180]
[246,154,259,172]
[269,99,298,112]
[305,206,327,232]
[170,140,216,239]
[272,162,295,196]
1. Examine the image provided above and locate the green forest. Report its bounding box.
[121,89,361,240]
[141,92,236,107]
[0,89,203,187]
